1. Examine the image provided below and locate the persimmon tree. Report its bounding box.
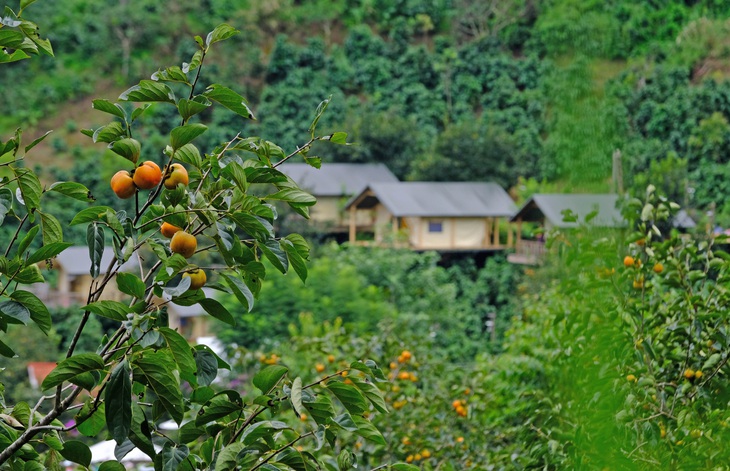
[0,5,405,470]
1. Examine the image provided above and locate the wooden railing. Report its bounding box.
[507,239,546,265]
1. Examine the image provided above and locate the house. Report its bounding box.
[278,163,399,230]
[344,182,518,251]
[507,193,696,264]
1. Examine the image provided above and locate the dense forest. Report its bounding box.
[4,1,730,469]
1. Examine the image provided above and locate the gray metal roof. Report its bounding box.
[278,163,398,196]
[346,182,517,217]
[511,194,625,228]
[55,247,139,276]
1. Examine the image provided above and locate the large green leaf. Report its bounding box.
[26,242,71,265]
[76,402,106,437]
[110,138,141,164]
[350,377,388,414]
[87,222,104,278]
[281,239,307,283]
[42,353,105,390]
[177,97,210,121]
[253,365,288,394]
[39,211,63,245]
[11,290,51,334]
[170,123,207,151]
[0,300,30,325]
[265,187,316,205]
[92,99,126,119]
[119,80,175,104]
[174,143,202,168]
[12,167,41,213]
[325,382,369,415]
[204,84,254,119]
[205,24,238,47]
[159,327,196,386]
[220,272,254,312]
[84,300,131,321]
[229,212,273,242]
[59,441,91,468]
[134,350,185,423]
[92,122,125,143]
[291,377,304,416]
[160,443,189,471]
[116,272,146,299]
[47,181,94,202]
[240,420,289,445]
[194,395,241,426]
[215,443,245,471]
[70,206,115,225]
[105,360,132,444]
[352,415,386,445]
[198,298,235,326]
[194,349,218,387]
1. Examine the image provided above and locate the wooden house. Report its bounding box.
[278,163,398,230]
[344,182,517,250]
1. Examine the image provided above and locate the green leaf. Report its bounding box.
[116,272,146,299]
[194,349,218,387]
[215,443,245,471]
[151,66,189,84]
[177,97,211,121]
[171,123,208,150]
[308,96,331,135]
[110,138,141,164]
[17,226,39,258]
[134,350,185,423]
[70,206,115,225]
[59,441,91,468]
[87,223,104,278]
[265,187,316,205]
[174,143,202,168]
[391,464,420,471]
[303,393,335,426]
[159,327,197,386]
[11,290,51,334]
[39,211,63,245]
[0,188,12,225]
[205,24,239,47]
[199,298,235,326]
[48,181,95,202]
[329,412,358,432]
[326,382,368,415]
[131,104,151,121]
[291,377,304,416]
[260,240,288,274]
[42,353,105,390]
[204,84,255,119]
[12,167,41,212]
[350,378,388,414]
[182,50,203,73]
[24,130,52,153]
[128,405,155,458]
[324,132,347,144]
[229,212,273,242]
[76,402,105,437]
[0,339,15,358]
[92,122,125,143]
[105,360,132,444]
[281,239,307,283]
[194,395,241,426]
[119,80,176,104]
[253,365,288,394]
[0,300,30,325]
[240,420,289,445]
[161,443,189,471]
[352,415,386,445]
[220,271,254,311]
[99,462,125,471]
[92,99,126,119]
[84,300,131,321]
[26,242,71,265]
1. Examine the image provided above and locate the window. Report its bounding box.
[428,221,443,233]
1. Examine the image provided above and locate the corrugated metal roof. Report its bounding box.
[511,194,624,228]
[347,182,517,217]
[55,247,139,276]
[278,163,398,196]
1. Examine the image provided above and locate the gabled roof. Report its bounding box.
[278,163,398,196]
[346,182,517,217]
[511,194,624,228]
[54,247,138,276]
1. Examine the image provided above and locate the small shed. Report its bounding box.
[344,182,517,250]
[278,163,399,228]
[511,194,625,230]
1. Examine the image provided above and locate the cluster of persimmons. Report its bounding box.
[110,161,205,289]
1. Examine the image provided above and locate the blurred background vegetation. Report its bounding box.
[4,0,730,467]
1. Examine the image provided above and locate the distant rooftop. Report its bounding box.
[55,247,138,276]
[511,194,624,228]
[346,182,517,217]
[278,163,398,196]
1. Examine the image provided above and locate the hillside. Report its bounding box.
[4,0,730,222]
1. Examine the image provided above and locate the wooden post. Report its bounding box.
[450,218,456,248]
[484,218,492,247]
[349,206,356,243]
[492,217,500,247]
[516,217,523,249]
